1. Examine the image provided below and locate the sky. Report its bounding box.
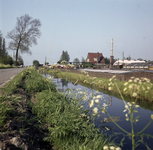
[0,0,153,65]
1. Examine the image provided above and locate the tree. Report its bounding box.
[81,57,85,62]
[33,60,39,69]
[104,57,110,64]
[126,55,131,60]
[5,55,13,66]
[73,58,80,65]
[58,50,70,63]
[7,14,41,66]
[18,55,24,65]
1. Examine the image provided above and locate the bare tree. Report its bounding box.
[7,14,41,65]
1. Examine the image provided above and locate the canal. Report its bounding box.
[45,74,153,150]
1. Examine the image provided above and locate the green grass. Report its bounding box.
[42,68,153,102]
[0,63,17,69]
[0,66,119,150]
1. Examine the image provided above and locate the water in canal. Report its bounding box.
[45,74,153,150]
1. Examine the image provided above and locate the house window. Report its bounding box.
[94,58,97,61]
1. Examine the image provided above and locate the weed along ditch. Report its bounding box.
[41,68,153,150]
[0,67,153,150]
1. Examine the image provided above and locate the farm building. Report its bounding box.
[86,52,105,64]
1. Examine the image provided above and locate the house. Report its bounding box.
[86,52,105,64]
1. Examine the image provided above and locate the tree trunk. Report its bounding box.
[15,49,18,66]
[15,39,21,66]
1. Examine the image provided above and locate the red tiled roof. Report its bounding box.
[87,52,105,63]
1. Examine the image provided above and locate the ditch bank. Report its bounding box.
[56,68,153,82]
[42,68,153,102]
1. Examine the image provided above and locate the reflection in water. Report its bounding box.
[110,96,112,106]
[43,74,153,149]
[61,78,69,88]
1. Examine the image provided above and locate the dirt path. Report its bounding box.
[0,68,25,87]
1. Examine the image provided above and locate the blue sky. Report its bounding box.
[0,0,153,65]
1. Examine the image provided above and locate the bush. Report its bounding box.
[33,60,39,69]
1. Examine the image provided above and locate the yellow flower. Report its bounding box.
[151,114,153,120]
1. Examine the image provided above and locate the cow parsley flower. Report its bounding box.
[93,107,98,114]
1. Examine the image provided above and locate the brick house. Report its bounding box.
[86,52,105,64]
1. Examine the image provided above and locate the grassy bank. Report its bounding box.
[0,63,18,69]
[0,67,120,150]
[41,68,153,102]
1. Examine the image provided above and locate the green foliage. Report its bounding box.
[33,60,39,69]
[82,62,95,68]
[58,50,70,63]
[32,88,112,150]
[24,68,56,94]
[104,57,110,64]
[73,58,80,65]
[0,96,15,128]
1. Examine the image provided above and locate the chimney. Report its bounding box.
[97,52,99,63]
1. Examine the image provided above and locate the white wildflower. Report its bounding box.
[93,107,98,114]
[89,100,94,108]
[128,79,132,82]
[95,99,99,103]
[105,127,110,131]
[126,118,129,121]
[132,92,137,97]
[96,95,102,99]
[147,87,150,90]
[135,105,139,108]
[124,82,128,86]
[110,146,115,150]
[123,87,127,92]
[115,147,122,150]
[128,84,133,89]
[103,145,109,150]
[108,87,112,91]
[136,119,139,122]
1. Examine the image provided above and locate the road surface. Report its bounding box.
[0,68,25,87]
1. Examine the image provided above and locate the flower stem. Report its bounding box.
[107,112,130,135]
[130,110,135,150]
[136,120,153,136]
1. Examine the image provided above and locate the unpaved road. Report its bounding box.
[0,68,25,87]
